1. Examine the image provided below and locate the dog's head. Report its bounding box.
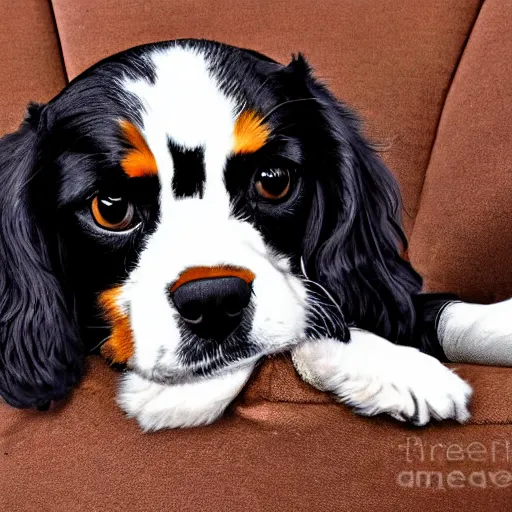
[0,40,422,408]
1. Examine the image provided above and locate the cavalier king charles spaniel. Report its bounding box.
[1,39,511,431]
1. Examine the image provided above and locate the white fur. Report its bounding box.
[124,207,308,381]
[114,45,308,383]
[123,45,237,213]
[438,298,512,366]
[292,329,472,426]
[119,363,255,431]
[110,45,478,431]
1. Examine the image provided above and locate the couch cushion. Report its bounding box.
[1,356,512,511]
[0,0,66,135]
[409,0,512,301]
[244,355,512,425]
[51,0,481,235]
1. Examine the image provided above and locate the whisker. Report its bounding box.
[88,334,111,353]
[309,300,338,333]
[260,97,325,124]
[306,300,332,334]
[300,257,345,320]
[272,122,299,134]
[305,324,324,341]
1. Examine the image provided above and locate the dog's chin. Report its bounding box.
[130,357,262,386]
[129,334,264,386]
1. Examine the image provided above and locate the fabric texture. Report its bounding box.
[50,0,482,235]
[0,0,66,134]
[2,0,512,509]
[2,357,512,512]
[409,0,512,303]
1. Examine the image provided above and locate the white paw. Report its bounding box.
[439,298,512,366]
[292,331,472,426]
[118,365,254,431]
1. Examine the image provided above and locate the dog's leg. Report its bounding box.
[437,298,512,366]
[118,364,255,431]
[291,329,472,425]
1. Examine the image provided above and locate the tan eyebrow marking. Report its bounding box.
[169,265,256,293]
[98,286,134,364]
[233,110,270,154]
[119,120,158,178]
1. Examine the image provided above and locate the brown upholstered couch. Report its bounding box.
[2,1,512,510]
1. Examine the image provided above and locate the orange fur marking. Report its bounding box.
[170,266,256,293]
[119,120,158,178]
[233,110,270,154]
[98,287,135,364]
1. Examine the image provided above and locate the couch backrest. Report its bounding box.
[409,0,512,303]
[1,0,510,302]
[0,0,66,134]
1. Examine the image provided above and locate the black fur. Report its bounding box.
[0,106,83,408]
[169,140,205,198]
[225,53,423,345]
[0,39,445,409]
[177,303,259,378]
[298,62,424,344]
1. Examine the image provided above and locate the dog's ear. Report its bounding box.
[0,104,84,408]
[292,57,423,343]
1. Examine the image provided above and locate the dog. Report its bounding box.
[1,39,511,431]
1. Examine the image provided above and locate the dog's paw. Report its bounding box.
[118,366,254,431]
[292,332,472,426]
[439,298,512,366]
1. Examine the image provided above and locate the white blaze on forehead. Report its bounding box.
[121,45,239,206]
[111,46,312,390]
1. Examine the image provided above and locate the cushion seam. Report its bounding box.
[409,0,487,237]
[47,0,70,84]
[239,399,512,426]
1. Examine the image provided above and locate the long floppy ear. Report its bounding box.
[296,57,423,344]
[0,104,84,408]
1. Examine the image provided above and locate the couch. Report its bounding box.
[1,0,512,510]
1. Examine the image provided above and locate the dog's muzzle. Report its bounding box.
[168,266,255,340]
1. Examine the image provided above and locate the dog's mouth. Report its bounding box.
[133,342,263,386]
[175,307,259,367]
[187,340,263,378]
[177,326,262,379]
[125,322,262,385]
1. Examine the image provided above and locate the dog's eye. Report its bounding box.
[91,193,135,231]
[254,168,291,201]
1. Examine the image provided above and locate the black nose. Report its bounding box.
[169,277,252,340]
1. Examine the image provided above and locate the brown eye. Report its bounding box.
[91,193,134,231]
[255,168,291,200]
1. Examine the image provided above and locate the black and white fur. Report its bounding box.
[0,40,509,430]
